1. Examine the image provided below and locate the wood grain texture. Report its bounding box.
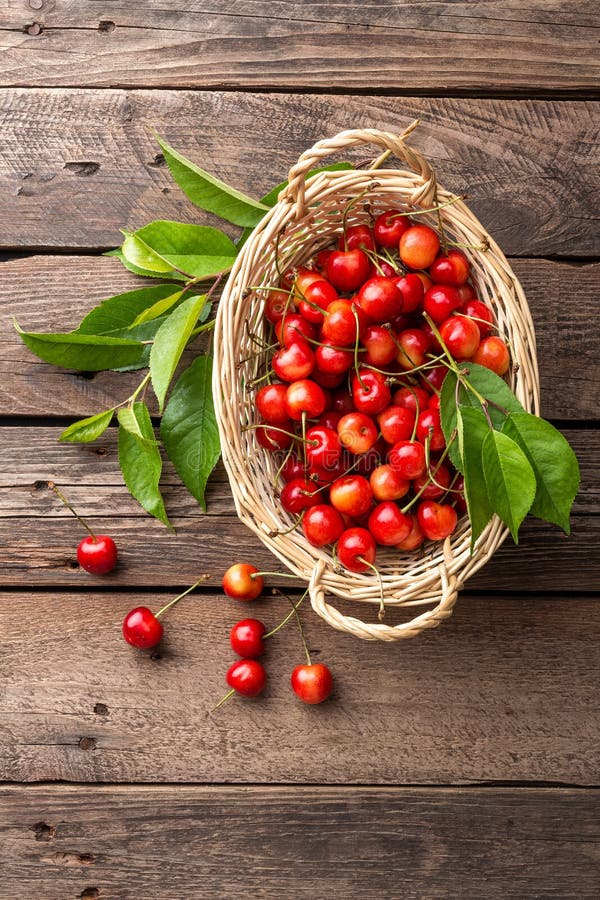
[1,1,598,92]
[1,786,599,899]
[0,425,596,590]
[0,592,598,784]
[0,90,597,256]
[3,255,599,419]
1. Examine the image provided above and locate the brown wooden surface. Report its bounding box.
[0,91,597,256]
[3,255,598,418]
[1,1,598,93]
[1,786,599,900]
[1,1,599,895]
[0,592,598,784]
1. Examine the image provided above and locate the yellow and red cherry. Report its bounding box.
[377,405,416,444]
[399,224,440,270]
[285,379,327,421]
[264,290,292,324]
[396,328,432,370]
[329,474,373,518]
[369,464,411,502]
[222,563,264,601]
[337,412,378,455]
[272,341,315,382]
[362,325,397,367]
[321,299,366,346]
[471,336,510,375]
[396,514,426,551]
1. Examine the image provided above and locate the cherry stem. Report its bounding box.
[401,431,457,514]
[263,589,309,639]
[250,571,299,580]
[212,688,236,713]
[358,557,385,620]
[47,481,95,538]
[286,594,312,666]
[268,510,306,537]
[352,306,367,389]
[341,186,373,248]
[155,575,210,619]
[242,424,314,445]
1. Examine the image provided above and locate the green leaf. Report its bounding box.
[156,135,270,227]
[440,371,462,469]
[161,356,221,511]
[482,429,536,543]
[59,409,114,443]
[15,322,146,371]
[502,412,580,534]
[121,221,237,280]
[457,406,495,549]
[106,248,187,282]
[117,403,172,529]
[130,290,184,326]
[150,293,207,411]
[76,285,180,335]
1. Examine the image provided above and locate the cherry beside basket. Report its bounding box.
[213,125,540,641]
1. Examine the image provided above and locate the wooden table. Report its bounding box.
[1,3,599,897]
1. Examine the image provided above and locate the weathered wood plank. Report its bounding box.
[0,1,598,92]
[0,593,598,783]
[0,90,597,256]
[0,786,598,899]
[0,424,596,590]
[2,255,599,419]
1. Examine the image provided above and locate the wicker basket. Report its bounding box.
[213,125,540,641]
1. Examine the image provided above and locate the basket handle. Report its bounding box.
[308,548,459,643]
[282,122,437,218]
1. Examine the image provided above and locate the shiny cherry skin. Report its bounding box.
[255,422,294,453]
[286,379,327,421]
[460,299,495,339]
[393,273,425,314]
[416,408,446,452]
[337,412,378,455]
[122,607,163,649]
[314,249,333,272]
[222,563,263,601]
[369,464,410,502]
[77,535,117,575]
[230,619,266,658]
[294,267,326,297]
[356,276,403,324]
[439,315,481,360]
[393,385,431,415]
[428,394,441,411]
[373,209,411,247]
[368,501,412,546]
[389,440,427,479]
[280,478,320,514]
[396,514,425,551]
[321,299,366,346]
[420,364,448,394]
[281,453,306,483]
[275,313,316,347]
[312,367,346,390]
[317,410,344,432]
[272,342,315,382]
[362,325,397,367]
[326,248,370,292]
[396,328,431,371]
[331,388,354,414]
[256,383,289,425]
[413,462,451,500]
[423,285,462,324]
[291,663,333,704]
[226,659,267,697]
[471,336,510,375]
[399,224,440,270]
[302,504,345,547]
[337,527,377,573]
[417,501,458,541]
[315,342,354,375]
[329,474,373,518]
[351,369,391,416]
[338,224,375,253]
[429,249,470,286]
[306,426,342,470]
[264,290,291,324]
[298,279,339,325]
[378,405,415,444]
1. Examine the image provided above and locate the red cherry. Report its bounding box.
[298,279,339,325]
[393,273,425,313]
[399,224,440,270]
[337,527,376,573]
[396,514,425,551]
[305,426,342,470]
[222,563,263,601]
[281,453,306,482]
[368,501,412,546]
[315,342,354,375]
[439,315,481,360]
[417,501,458,541]
[330,474,373,518]
[280,478,320,514]
[373,209,411,247]
[226,659,267,697]
[471,336,510,375]
[428,394,441,411]
[302,504,345,547]
[429,249,470,286]
[326,248,370,292]
[362,325,397,367]
[396,328,431,371]
[377,405,415,444]
[460,299,495,339]
[286,379,327,421]
[389,440,427,479]
[275,313,316,347]
[255,422,294,452]
[294,267,326,297]
[351,369,391,416]
[369,464,410,501]
[420,364,448,394]
[77,535,117,575]
[337,412,378,455]
[413,462,451,500]
[272,342,315,382]
[256,383,289,425]
[356,276,403,324]
[457,282,477,303]
[317,410,343,432]
[415,408,446,451]
[338,224,375,253]
[330,387,354,414]
[291,663,333,704]
[321,299,365,346]
[230,619,266,658]
[264,290,291,324]
[392,385,431,415]
[122,607,163,649]
[423,284,462,324]
[312,367,346,389]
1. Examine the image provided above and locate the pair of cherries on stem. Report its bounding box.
[220,564,334,706]
[48,481,117,574]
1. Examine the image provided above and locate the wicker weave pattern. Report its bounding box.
[213,127,540,641]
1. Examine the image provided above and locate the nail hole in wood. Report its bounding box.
[32,821,55,842]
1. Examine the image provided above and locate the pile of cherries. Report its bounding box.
[253,210,510,569]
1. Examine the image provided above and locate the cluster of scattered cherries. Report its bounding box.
[252,210,510,569]
[47,484,331,705]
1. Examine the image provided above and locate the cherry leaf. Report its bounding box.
[117,403,172,530]
[59,410,114,444]
[482,429,536,543]
[456,406,494,550]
